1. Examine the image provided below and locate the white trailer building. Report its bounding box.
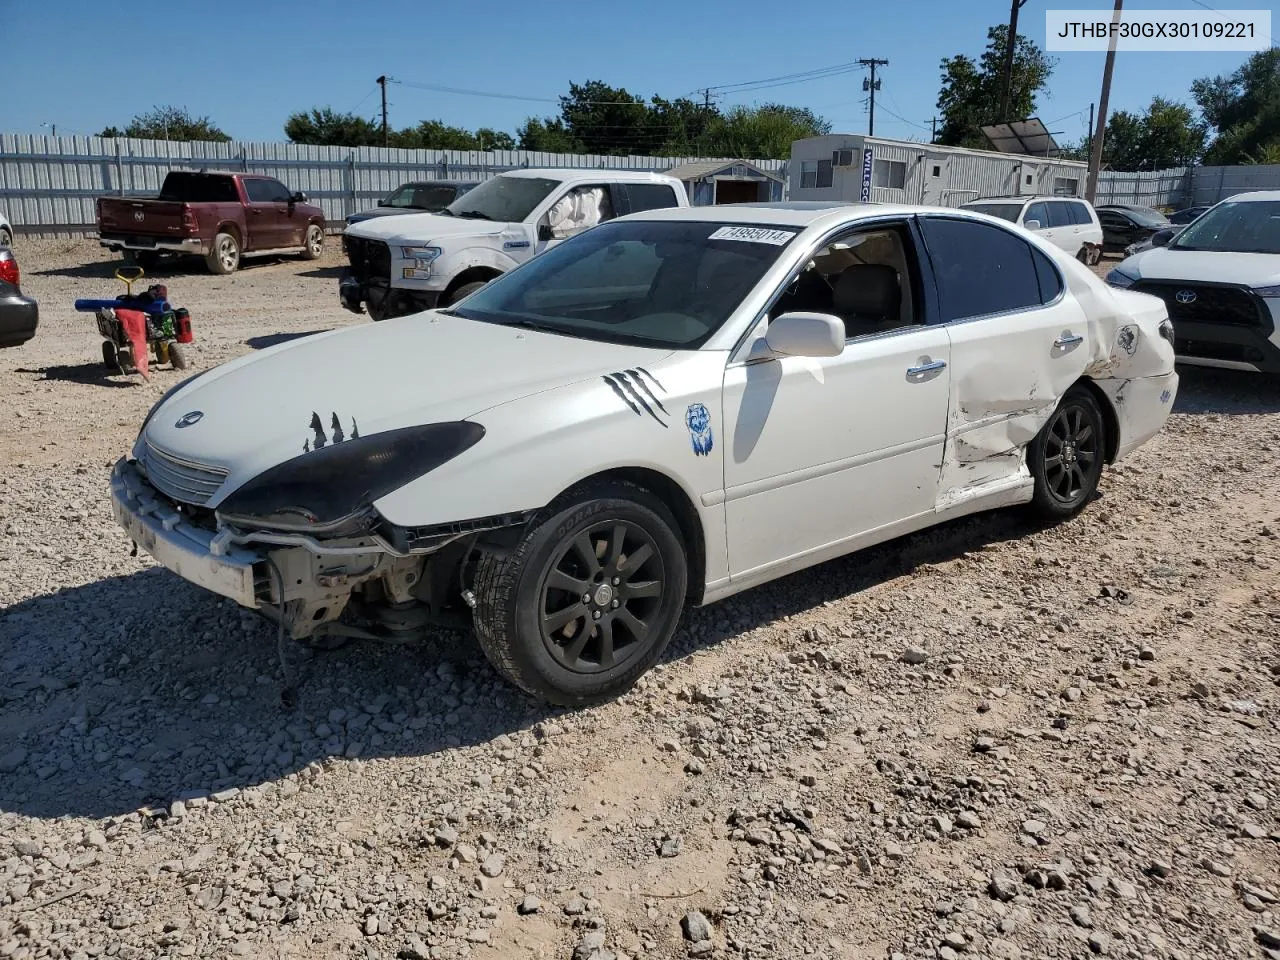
[789,134,1089,207]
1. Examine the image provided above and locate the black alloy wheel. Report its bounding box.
[1029,385,1106,519]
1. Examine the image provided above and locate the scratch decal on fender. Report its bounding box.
[603,370,668,427]
[306,412,362,452]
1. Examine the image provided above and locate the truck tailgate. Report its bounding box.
[98,199,189,239]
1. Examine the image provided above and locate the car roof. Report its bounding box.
[621,201,1010,229]
[1219,190,1280,203]
[497,168,682,184]
[403,180,476,187]
[965,195,1084,204]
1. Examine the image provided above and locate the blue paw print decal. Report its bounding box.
[686,403,713,456]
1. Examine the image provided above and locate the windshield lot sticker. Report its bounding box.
[603,368,669,427]
[708,226,796,245]
[305,412,361,453]
[686,403,713,456]
[1117,325,1138,356]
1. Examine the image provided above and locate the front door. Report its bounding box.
[722,220,951,579]
[916,215,1097,506]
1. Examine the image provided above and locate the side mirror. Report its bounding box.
[1023,218,1042,231]
[291,191,307,204]
[1150,228,1175,248]
[765,312,845,358]
[537,223,554,242]
[377,199,388,207]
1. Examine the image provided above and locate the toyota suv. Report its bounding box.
[340,169,689,321]
[961,195,1104,265]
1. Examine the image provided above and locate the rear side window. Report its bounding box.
[244,178,292,203]
[158,172,238,203]
[1023,202,1048,229]
[623,183,679,214]
[1046,202,1074,228]
[1032,247,1063,302]
[1068,201,1094,225]
[920,217,1046,322]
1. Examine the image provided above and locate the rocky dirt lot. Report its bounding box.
[0,238,1278,960]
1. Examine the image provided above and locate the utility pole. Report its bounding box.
[376,75,389,147]
[858,59,888,137]
[1000,0,1030,123]
[1086,102,1095,162]
[930,117,937,143]
[1086,0,1123,203]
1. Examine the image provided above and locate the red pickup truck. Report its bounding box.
[97,171,327,274]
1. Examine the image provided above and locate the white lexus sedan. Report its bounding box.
[111,202,1178,706]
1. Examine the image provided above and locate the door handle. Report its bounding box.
[906,359,947,377]
[1054,333,1084,348]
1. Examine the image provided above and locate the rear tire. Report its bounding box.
[1028,385,1106,520]
[206,232,240,274]
[102,340,120,371]
[168,343,188,370]
[0,228,12,248]
[472,481,688,706]
[301,224,323,260]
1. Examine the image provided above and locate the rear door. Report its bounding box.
[1098,210,1135,250]
[242,177,296,249]
[917,215,1095,507]
[1044,200,1079,254]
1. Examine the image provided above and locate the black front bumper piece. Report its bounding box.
[1132,279,1280,373]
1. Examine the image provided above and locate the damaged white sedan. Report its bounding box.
[111,202,1178,706]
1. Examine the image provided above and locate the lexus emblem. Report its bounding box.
[1175,289,1197,304]
[175,411,204,428]
[133,210,145,222]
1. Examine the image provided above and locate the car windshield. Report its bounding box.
[962,203,1023,223]
[443,175,559,223]
[1120,208,1170,227]
[446,219,799,349]
[384,183,457,211]
[1172,200,1280,254]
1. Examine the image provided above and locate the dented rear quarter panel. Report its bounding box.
[938,240,1175,508]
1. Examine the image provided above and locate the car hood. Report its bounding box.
[139,312,673,499]
[343,211,511,244]
[1122,247,1280,287]
[346,208,427,224]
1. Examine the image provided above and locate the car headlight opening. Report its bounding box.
[1106,267,1138,289]
[216,421,484,535]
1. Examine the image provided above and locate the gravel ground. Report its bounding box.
[1,239,1278,960]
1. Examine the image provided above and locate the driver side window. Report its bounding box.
[769,223,920,341]
[542,185,616,240]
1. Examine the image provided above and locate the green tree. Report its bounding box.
[516,117,581,153]
[1193,49,1280,164]
[702,104,831,159]
[476,128,516,150]
[100,105,230,142]
[936,25,1055,149]
[1138,97,1206,168]
[391,120,482,150]
[557,80,655,155]
[285,108,379,146]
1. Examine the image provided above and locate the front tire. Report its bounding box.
[0,227,12,248]
[1028,385,1106,520]
[444,280,488,305]
[473,482,688,706]
[301,224,323,260]
[206,232,240,274]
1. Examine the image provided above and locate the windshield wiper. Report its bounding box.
[435,208,455,216]
[458,211,494,220]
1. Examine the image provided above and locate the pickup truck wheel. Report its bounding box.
[445,281,488,305]
[206,232,240,274]
[472,482,687,706]
[168,343,188,370]
[301,224,323,260]
[1028,385,1106,521]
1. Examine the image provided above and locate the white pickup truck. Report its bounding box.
[340,168,690,320]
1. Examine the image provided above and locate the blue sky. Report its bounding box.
[9,0,1274,148]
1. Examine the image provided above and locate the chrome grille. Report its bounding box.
[140,441,228,506]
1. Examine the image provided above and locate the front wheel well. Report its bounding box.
[561,467,707,605]
[445,266,503,299]
[1075,377,1121,464]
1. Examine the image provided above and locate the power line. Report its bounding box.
[876,103,933,134]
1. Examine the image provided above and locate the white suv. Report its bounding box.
[341,169,690,321]
[0,211,12,248]
[962,196,1104,265]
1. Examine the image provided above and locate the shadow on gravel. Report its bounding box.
[245,330,331,350]
[14,364,137,388]
[297,266,344,280]
[0,503,1041,822]
[1174,365,1280,415]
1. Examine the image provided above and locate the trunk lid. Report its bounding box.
[98,198,192,238]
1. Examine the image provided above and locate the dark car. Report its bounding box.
[0,247,38,348]
[1097,206,1172,254]
[1168,205,1212,225]
[345,181,478,227]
